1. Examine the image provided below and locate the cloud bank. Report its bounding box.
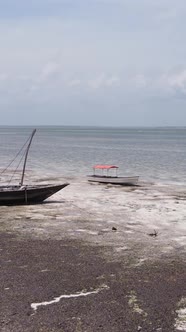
[0,0,186,126]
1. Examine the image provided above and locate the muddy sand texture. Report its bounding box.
[1,232,186,332]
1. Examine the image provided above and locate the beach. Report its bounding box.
[1,0,186,326]
[1,179,186,331]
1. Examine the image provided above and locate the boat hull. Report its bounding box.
[87,176,139,185]
[0,183,69,205]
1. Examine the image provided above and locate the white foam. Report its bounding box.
[175,298,186,331]
[31,284,109,311]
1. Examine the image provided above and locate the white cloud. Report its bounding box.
[132,74,147,88]
[105,76,120,87]
[168,70,186,92]
[40,62,59,81]
[28,61,60,94]
[88,74,120,89]
[0,0,186,125]
[88,74,105,89]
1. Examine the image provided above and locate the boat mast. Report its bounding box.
[20,129,36,186]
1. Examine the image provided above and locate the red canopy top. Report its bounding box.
[93,165,118,170]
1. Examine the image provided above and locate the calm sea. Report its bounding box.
[0,126,186,185]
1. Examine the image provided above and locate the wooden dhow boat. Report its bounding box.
[87,165,139,185]
[0,129,69,205]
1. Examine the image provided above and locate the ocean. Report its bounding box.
[0,126,186,185]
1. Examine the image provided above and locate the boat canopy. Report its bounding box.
[93,165,118,170]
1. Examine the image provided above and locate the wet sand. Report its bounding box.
[1,181,186,331]
[1,231,186,332]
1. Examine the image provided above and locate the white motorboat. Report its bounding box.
[87,165,139,185]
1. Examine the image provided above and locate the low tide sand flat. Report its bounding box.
[0,126,186,331]
[0,179,186,331]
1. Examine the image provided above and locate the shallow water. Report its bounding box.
[0,126,186,185]
[0,126,186,258]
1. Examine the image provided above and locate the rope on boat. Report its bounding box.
[8,153,25,185]
[0,132,34,185]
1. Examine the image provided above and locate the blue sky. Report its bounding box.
[0,0,186,126]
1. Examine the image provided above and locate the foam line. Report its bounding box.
[31,285,108,311]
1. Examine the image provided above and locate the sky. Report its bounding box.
[0,0,186,126]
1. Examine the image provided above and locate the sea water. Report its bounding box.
[0,126,186,185]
